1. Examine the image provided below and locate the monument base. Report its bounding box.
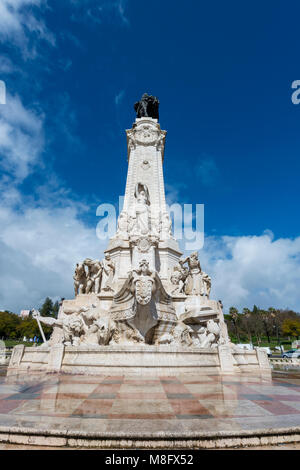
[7,344,271,376]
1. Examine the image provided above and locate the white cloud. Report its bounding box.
[0,91,106,313]
[0,93,44,181]
[0,196,107,312]
[199,232,300,313]
[0,0,55,58]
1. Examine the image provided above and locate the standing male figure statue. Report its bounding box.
[84,258,103,294]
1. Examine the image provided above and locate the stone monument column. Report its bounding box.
[105,97,182,289]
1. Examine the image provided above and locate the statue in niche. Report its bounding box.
[179,252,211,297]
[133,182,150,235]
[73,263,87,296]
[101,254,115,292]
[134,93,159,120]
[84,258,103,294]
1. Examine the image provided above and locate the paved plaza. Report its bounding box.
[0,370,300,448]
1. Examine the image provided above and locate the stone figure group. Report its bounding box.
[170,252,211,297]
[73,254,115,296]
[157,318,221,349]
[39,252,220,349]
[35,305,117,348]
[134,93,159,120]
[35,302,222,350]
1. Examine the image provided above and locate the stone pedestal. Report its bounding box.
[255,347,271,370]
[218,344,235,373]
[47,344,65,373]
[9,344,24,368]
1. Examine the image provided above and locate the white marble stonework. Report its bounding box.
[8,107,271,376]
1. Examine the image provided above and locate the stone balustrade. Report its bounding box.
[269,357,300,370]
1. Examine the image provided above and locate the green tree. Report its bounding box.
[0,311,21,339]
[251,305,262,344]
[282,319,300,339]
[242,308,252,344]
[52,301,60,318]
[39,297,54,317]
[259,309,271,344]
[16,318,40,339]
[229,307,241,343]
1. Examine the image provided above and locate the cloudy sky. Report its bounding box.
[0,0,300,314]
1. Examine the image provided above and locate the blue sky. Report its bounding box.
[0,0,300,313]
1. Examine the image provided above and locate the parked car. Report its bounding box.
[282,349,300,358]
[259,347,272,357]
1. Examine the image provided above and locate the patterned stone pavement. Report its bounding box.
[1,371,300,440]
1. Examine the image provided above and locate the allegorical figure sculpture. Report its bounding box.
[132,182,150,235]
[134,93,159,120]
[101,254,115,292]
[178,252,211,297]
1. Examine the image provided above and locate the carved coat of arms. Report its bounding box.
[135,278,153,305]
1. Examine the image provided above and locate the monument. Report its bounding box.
[8,94,270,376]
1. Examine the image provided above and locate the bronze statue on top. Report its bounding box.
[134,93,159,120]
